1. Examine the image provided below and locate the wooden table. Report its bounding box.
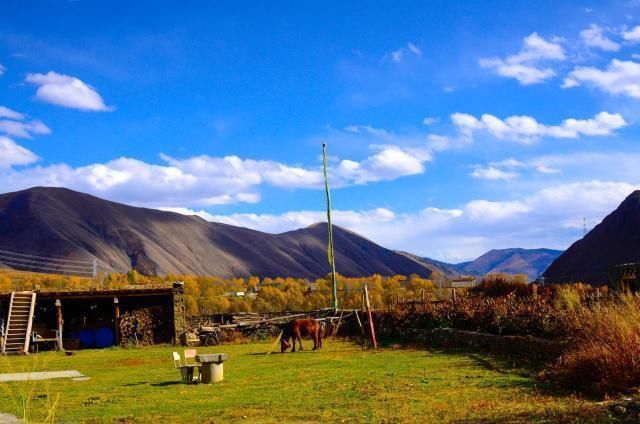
[196,353,228,384]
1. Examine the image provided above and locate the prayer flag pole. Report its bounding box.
[322,143,339,311]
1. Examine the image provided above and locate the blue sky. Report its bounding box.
[1,0,639,262]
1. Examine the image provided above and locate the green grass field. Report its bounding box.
[0,341,607,423]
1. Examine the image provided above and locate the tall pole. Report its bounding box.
[322,143,339,311]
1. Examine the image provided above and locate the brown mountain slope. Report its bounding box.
[0,187,433,279]
[544,190,640,285]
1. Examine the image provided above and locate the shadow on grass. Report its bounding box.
[122,381,149,387]
[150,381,183,387]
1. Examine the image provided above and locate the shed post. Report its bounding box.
[55,299,63,351]
[113,297,120,347]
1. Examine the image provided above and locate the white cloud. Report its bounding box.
[470,157,563,180]
[335,145,430,184]
[0,137,39,168]
[0,106,51,139]
[622,25,640,42]
[157,207,216,222]
[422,116,438,126]
[0,141,432,208]
[0,120,51,139]
[470,166,518,180]
[0,64,5,76]
[479,32,566,84]
[450,111,626,143]
[209,208,398,235]
[535,165,561,174]
[201,180,639,262]
[25,72,112,111]
[387,42,422,63]
[0,106,24,120]
[465,199,529,222]
[580,24,620,51]
[563,59,640,98]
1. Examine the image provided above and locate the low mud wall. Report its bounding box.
[391,327,566,361]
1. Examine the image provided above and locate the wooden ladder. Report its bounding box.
[1,291,36,355]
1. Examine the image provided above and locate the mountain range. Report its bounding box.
[400,248,563,281]
[0,187,562,280]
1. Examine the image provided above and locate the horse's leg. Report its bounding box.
[296,329,303,351]
[312,330,318,350]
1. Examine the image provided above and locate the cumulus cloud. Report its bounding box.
[563,59,640,98]
[386,42,422,62]
[199,181,639,262]
[0,137,39,168]
[335,145,430,184]
[622,25,640,42]
[580,24,620,51]
[479,32,566,84]
[0,64,5,76]
[449,111,626,143]
[0,143,431,208]
[25,72,113,111]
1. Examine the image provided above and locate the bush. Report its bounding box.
[549,294,640,396]
[470,274,530,298]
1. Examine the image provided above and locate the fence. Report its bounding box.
[0,248,97,278]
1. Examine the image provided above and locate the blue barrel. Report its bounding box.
[95,327,114,348]
[79,329,95,348]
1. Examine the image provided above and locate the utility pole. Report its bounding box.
[322,143,339,311]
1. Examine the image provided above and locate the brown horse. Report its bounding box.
[280,319,323,353]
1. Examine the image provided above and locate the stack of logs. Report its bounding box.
[119,309,157,345]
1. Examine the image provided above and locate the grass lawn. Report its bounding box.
[0,340,608,423]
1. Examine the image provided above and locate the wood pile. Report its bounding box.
[119,309,157,345]
[186,309,358,342]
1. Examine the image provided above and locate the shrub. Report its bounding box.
[549,294,640,396]
[470,274,530,298]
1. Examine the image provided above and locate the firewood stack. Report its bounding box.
[119,309,157,345]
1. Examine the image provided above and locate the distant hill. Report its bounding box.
[0,187,434,279]
[405,248,563,282]
[397,251,464,277]
[544,190,640,285]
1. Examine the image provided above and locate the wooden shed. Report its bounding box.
[0,282,186,353]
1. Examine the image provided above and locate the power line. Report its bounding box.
[0,248,97,277]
